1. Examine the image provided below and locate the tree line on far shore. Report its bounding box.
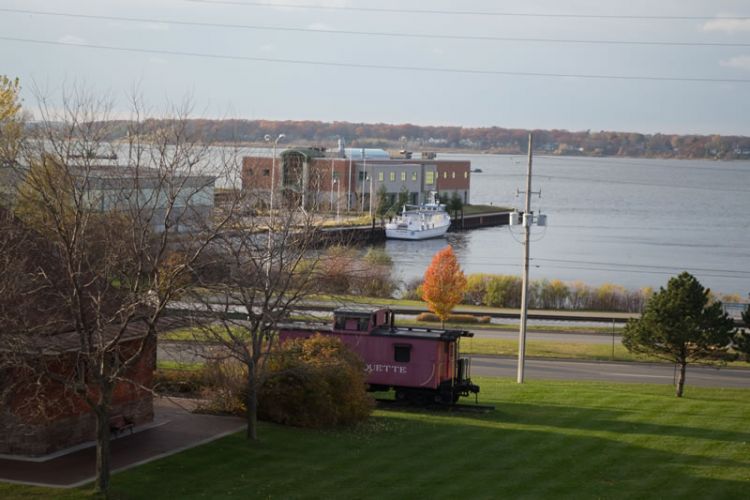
[96,118,750,160]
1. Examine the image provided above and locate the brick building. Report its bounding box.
[241,147,471,212]
[0,327,156,456]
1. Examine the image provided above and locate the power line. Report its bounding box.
[4,7,750,48]
[530,257,750,276]
[186,1,750,21]
[453,253,750,278]
[3,36,750,84]
[454,257,748,280]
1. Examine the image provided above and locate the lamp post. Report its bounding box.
[264,133,285,284]
[264,133,285,215]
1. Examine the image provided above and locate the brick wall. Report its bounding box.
[0,337,155,457]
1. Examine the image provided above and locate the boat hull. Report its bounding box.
[385,224,449,240]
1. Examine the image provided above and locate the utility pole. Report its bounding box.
[517,133,534,384]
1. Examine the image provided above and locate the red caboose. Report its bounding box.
[279,307,479,404]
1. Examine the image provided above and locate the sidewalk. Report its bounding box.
[0,398,245,488]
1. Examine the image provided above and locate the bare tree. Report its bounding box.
[187,185,328,441]
[0,86,235,494]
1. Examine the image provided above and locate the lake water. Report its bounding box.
[383,154,750,297]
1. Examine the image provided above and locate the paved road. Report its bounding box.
[159,342,749,389]
[470,356,750,388]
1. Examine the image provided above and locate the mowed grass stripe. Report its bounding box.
[2,378,749,499]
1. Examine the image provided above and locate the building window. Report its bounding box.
[246,169,253,176]
[389,172,396,182]
[394,344,411,363]
[464,172,468,179]
[401,171,406,181]
[443,171,447,179]
[426,171,434,184]
[412,172,417,181]
[263,169,270,176]
[378,172,384,182]
[358,172,365,181]
[452,172,456,179]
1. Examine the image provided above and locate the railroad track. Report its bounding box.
[375,398,495,413]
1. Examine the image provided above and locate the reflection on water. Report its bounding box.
[379,154,750,296]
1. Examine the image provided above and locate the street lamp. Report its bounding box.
[264,133,285,215]
[264,133,285,284]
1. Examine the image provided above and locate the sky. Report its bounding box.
[2,0,750,136]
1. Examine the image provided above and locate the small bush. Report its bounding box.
[416,312,486,324]
[153,368,207,395]
[363,247,392,266]
[447,314,480,324]
[196,359,247,415]
[258,334,374,428]
[401,277,423,300]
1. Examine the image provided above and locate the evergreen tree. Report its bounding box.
[448,192,463,218]
[733,302,750,362]
[622,272,735,397]
[375,185,389,218]
[397,186,409,210]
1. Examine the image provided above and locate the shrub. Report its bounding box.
[258,334,374,428]
[464,274,491,305]
[447,314,480,324]
[459,273,651,313]
[196,358,247,416]
[153,368,208,395]
[318,245,357,294]
[484,275,522,308]
[401,277,423,300]
[363,247,392,266]
[416,312,488,324]
[318,245,397,298]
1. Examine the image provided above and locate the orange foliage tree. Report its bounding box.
[421,246,467,325]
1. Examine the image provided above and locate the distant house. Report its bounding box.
[241,146,471,212]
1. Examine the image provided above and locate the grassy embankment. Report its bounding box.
[159,317,748,366]
[3,378,749,499]
[159,320,637,363]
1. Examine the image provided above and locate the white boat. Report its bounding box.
[385,194,451,240]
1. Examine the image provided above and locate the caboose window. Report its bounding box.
[394,344,411,363]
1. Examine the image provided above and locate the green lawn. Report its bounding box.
[3,378,749,499]
[463,337,647,362]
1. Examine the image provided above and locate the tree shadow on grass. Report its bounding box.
[382,397,750,447]
[480,400,750,445]
[109,413,750,499]
[357,413,750,499]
